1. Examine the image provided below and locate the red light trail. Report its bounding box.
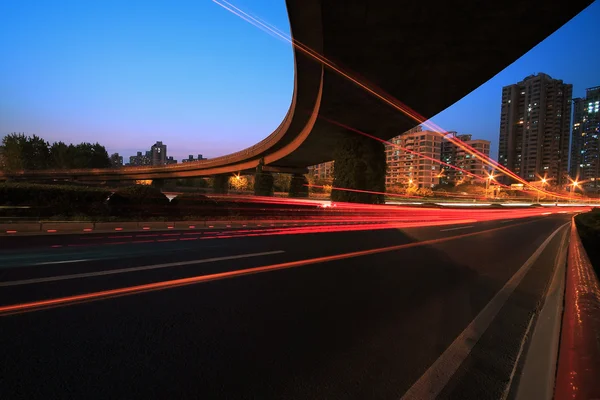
[0,217,566,317]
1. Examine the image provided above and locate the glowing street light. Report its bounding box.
[569,180,580,203]
[485,172,495,198]
[537,177,548,203]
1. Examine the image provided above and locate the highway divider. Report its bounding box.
[555,219,600,399]
[0,218,369,235]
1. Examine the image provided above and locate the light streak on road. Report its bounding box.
[0,218,545,317]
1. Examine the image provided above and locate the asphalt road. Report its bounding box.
[0,213,573,399]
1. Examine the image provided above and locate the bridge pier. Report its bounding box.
[331,133,386,204]
[254,162,274,196]
[289,173,309,198]
[212,174,229,194]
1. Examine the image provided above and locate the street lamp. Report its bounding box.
[537,177,547,203]
[486,173,495,198]
[570,180,580,203]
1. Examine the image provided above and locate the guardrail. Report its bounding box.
[555,220,600,399]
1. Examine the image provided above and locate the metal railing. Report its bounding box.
[555,220,600,399]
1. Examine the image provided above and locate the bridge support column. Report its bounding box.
[151,178,165,189]
[254,162,274,197]
[331,133,386,204]
[288,173,309,198]
[212,174,229,194]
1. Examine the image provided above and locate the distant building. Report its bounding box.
[181,154,207,163]
[166,156,177,165]
[308,161,334,180]
[385,126,441,188]
[110,153,123,168]
[570,86,600,191]
[440,132,491,184]
[498,73,572,185]
[129,151,151,166]
[151,141,167,166]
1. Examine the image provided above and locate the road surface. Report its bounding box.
[0,213,574,399]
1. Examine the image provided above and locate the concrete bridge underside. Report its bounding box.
[1,0,593,182]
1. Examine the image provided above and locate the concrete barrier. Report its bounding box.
[136,221,176,230]
[94,222,140,232]
[0,222,42,233]
[555,220,600,399]
[174,220,206,229]
[41,222,94,233]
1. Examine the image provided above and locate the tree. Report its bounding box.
[50,141,72,169]
[416,187,434,197]
[332,134,386,203]
[1,133,50,171]
[70,142,111,169]
[273,173,292,192]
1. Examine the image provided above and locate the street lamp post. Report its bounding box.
[486,173,495,198]
[537,178,547,204]
[571,180,579,203]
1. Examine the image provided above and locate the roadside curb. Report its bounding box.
[513,222,570,400]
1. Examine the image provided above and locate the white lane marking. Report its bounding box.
[400,221,570,400]
[33,259,90,266]
[500,219,515,224]
[0,251,285,287]
[439,225,474,232]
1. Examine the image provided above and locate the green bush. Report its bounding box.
[108,185,169,218]
[170,193,222,218]
[575,208,600,278]
[0,182,110,218]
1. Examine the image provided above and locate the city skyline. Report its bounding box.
[1,1,599,160]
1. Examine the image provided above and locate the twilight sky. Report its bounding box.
[1,0,599,161]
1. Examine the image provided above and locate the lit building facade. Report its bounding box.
[440,132,491,184]
[570,86,600,191]
[110,153,123,167]
[151,141,167,166]
[385,126,442,188]
[308,161,334,180]
[498,73,572,185]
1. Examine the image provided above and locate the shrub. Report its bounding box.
[0,182,110,218]
[170,193,222,218]
[108,185,169,218]
[575,209,600,278]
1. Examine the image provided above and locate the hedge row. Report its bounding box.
[575,208,600,278]
[0,182,111,218]
[0,183,325,220]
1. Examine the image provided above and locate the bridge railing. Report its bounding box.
[555,220,600,399]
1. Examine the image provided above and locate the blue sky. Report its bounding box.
[1,1,599,161]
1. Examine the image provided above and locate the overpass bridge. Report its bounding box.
[1,0,593,188]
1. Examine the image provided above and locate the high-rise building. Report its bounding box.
[151,141,167,166]
[570,86,600,191]
[166,156,177,165]
[498,73,572,185]
[308,161,334,180]
[385,126,441,188]
[110,153,123,167]
[440,132,491,184]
